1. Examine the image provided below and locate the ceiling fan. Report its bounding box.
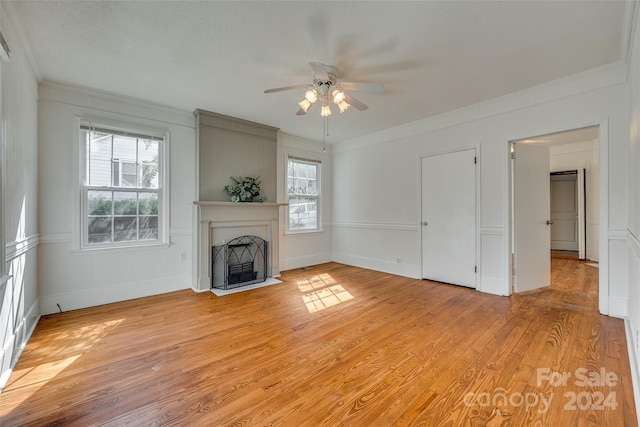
[264,62,384,117]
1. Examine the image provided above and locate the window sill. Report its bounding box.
[73,241,171,255]
[284,228,324,236]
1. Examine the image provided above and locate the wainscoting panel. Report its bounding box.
[609,231,628,318]
[1,235,40,391]
[332,222,420,278]
[480,226,508,295]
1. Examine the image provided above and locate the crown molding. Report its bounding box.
[335,61,627,154]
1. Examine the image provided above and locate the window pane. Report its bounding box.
[307,176,317,195]
[139,216,158,240]
[88,217,112,243]
[86,131,113,186]
[114,217,137,241]
[140,163,159,189]
[121,162,137,187]
[114,192,137,216]
[287,160,318,197]
[139,140,159,189]
[113,135,137,187]
[139,192,158,215]
[112,135,137,161]
[289,196,318,230]
[88,190,112,216]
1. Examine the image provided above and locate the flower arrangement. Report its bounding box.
[224,176,265,202]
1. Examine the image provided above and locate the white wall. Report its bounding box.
[550,140,599,261]
[626,1,640,410]
[0,3,40,389]
[333,63,629,313]
[333,139,418,277]
[277,132,332,271]
[37,82,196,315]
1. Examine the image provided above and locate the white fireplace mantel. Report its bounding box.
[194,201,286,208]
[192,201,287,292]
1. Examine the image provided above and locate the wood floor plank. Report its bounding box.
[0,260,636,426]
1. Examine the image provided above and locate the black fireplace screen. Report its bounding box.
[211,235,268,290]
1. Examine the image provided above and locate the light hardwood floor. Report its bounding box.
[0,260,636,426]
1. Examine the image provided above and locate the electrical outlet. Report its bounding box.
[181,252,187,261]
[396,258,401,264]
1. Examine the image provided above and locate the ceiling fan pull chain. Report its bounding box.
[323,116,328,152]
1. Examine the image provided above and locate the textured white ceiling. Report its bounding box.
[7,1,628,144]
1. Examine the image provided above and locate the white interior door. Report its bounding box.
[514,143,551,292]
[421,149,476,288]
[550,172,579,251]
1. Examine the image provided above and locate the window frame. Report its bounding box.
[285,154,322,234]
[76,120,170,250]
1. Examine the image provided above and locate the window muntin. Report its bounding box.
[287,156,321,232]
[82,125,162,247]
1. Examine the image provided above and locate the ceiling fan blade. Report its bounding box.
[344,94,369,111]
[309,62,330,81]
[264,84,309,94]
[341,81,384,93]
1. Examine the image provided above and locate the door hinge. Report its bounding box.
[474,156,477,164]
[474,266,477,273]
[511,152,515,160]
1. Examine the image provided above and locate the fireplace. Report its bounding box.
[193,201,286,292]
[212,235,267,290]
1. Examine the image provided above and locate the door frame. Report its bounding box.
[419,145,481,289]
[506,120,608,315]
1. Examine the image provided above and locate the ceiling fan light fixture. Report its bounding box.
[298,99,311,112]
[332,89,346,104]
[304,89,318,103]
[320,103,332,117]
[337,101,350,113]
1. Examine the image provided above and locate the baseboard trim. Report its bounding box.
[39,275,190,315]
[609,296,628,318]
[280,253,331,272]
[624,317,640,425]
[479,276,508,296]
[332,252,419,278]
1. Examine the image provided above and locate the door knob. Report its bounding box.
[422,221,428,226]
[546,220,554,225]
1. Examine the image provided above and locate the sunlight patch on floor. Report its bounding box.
[0,317,125,413]
[1,354,80,412]
[298,273,354,313]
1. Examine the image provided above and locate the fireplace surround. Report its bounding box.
[193,201,286,292]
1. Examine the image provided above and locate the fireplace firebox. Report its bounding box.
[211,235,268,290]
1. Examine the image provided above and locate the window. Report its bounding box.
[287,156,321,232]
[81,124,164,247]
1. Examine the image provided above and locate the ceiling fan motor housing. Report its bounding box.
[313,65,338,93]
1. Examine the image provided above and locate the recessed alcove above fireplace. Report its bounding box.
[194,109,278,202]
